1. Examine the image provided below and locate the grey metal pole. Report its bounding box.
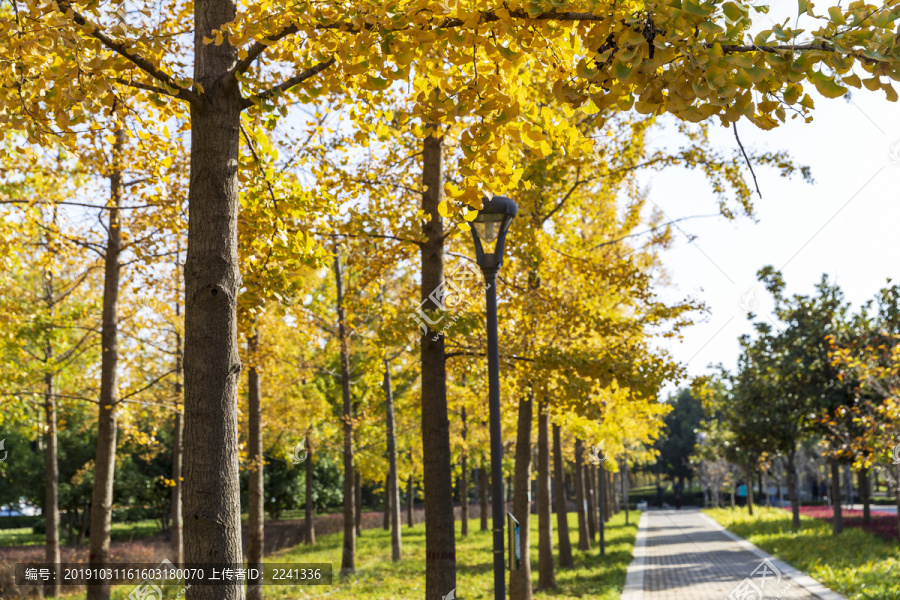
[484,268,505,600]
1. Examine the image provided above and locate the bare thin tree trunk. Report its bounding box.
[334,250,356,575]
[746,468,754,517]
[355,471,362,537]
[88,129,124,600]
[574,439,590,551]
[384,360,401,560]
[509,394,533,600]
[407,472,414,528]
[831,460,843,535]
[786,450,801,530]
[460,407,468,538]
[44,372,60,599]
[419,131,456,598]
[536,400,555,590]
[304,434,315,545]
[858,468,870,525]
[552,424,573,568]
[597,465,606,556]
[479,466,489,532]
[622,452,630,525]
[247,329,264,600]
[586,461,596,543]
[383,475,390,531]
[171,289,184,565]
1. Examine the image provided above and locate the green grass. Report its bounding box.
[705,506,900,600]
[62,511,639,599]
[0,520,163,547]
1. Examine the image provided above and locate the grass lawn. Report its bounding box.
[62,511,639,600]
[0,520,163,548]
[706,506,900,600]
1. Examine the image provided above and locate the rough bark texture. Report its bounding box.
[304,435,315,545]
[88,130,124,600]
[355,471,363,537]
[334,251,356,575]
[574,440,590,551]
[247,330,264,600]
[786,450,801,530]
[536,400,555,590]
[509,394,534,600]
[419,132,456,599]
[597,465,606,556]
[384,362,401,560]
[552,424,573,568]
[622,453,630,525]
[182,1,245,594]
[831,460,843,535]
[407,472,414,528]
[479,466,489,532]
[171,293,184,565]
[460,406,468,538]
[44,372,60,599]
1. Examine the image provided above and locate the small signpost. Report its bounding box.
[507,512,520,572]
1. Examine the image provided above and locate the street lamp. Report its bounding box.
[470,195,517,600]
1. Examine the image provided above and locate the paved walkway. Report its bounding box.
[621,508,847,600]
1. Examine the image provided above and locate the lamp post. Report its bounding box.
[470,195,517,600]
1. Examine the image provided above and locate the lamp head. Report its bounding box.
[470,195,517,271]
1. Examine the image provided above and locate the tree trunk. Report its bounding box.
[574,439,590,551]
[182,7,245,595]
[384,476,390,531]
[44,372,60,599]
[304,434,315,545]
[419,132,456,598]
[479,466,489,532]
[509,394,533,600]
[171,296,184,565]
[247,330,264,600]
[88,129,124,600]
[355,471,363,537]
[552,424,573,568]
[759,471,767,507]
[334,250,356,575]
[384,360,401,560]
[623,452,630,525]
[536,400,555,590]
[746,468,754,517]
[407,472,414,528]
[597,465,606,556]
[460,407,468,538]
[786,450,801,530]
[858,468,870,525]
[831,460,843,535]
[586,462,596,543]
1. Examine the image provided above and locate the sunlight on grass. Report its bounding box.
[64,511,639,599]
[705,506,900,600]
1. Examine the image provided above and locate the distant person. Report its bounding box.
[737,482,747,506]
[674,481,683,510]
[656,483,664,507]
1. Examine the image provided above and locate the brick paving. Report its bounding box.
[622,508,846,600]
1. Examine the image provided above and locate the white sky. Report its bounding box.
[645,59,900,396]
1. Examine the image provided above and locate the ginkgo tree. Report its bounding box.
[4,0,900,597]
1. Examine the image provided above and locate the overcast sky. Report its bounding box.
[644,52,900,397]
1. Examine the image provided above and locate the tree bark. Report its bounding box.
[419,131,456,598]
[622,452,630,525]
[552,424,573,568]
[304,434,315,545]
[384,475,390,531]
[831,460,843,535]
[171,292,184,565]
[247,329,264,600]
[586,461,596,543]
[88,129,124,600]
[460,406,468,538]
[858,468,870,525]
[384,360,401,560]
[536,400,555,590]
[182,4,245,595]
[746,468,754,517]
[334,250,356,575]
[786,450,801,530]
[44,371,60,599]
[597,465,606,556]
[479,466,489,532]
[509,393,533,600]
[574,439,590,551]
[355,470,363,537]
[407,472,414,528]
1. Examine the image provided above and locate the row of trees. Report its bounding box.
[696,269,900,535]
[2,0,900,599]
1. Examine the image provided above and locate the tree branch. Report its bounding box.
[241,58,336,109]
